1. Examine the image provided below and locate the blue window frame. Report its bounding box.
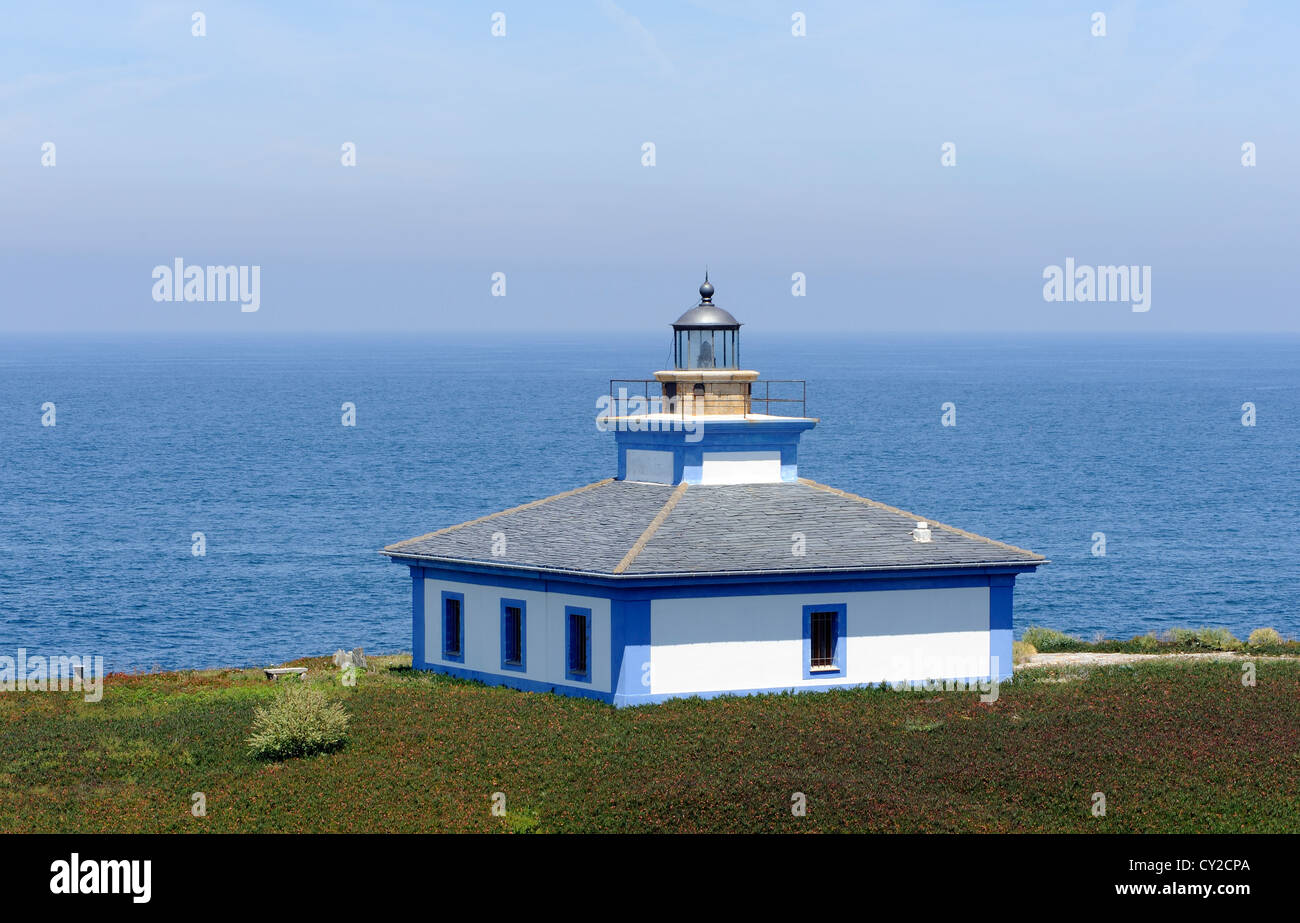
[441,591,465,663]
[500,598,527,672]
[802,603,846,679]
[565,606,592,683]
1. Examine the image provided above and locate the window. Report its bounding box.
[810,611,836,667]
[441,591,464,663]
[565,606,592,682]
[675,328,737,370]
[500,599,526,672]
[802,604,846,678]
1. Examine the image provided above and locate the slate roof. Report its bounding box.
[382,478,1047,579]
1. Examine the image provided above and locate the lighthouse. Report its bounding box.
[384,276,1046,706]
[604,274,817,486]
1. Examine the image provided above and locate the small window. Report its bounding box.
[441,592,464,663]
[803,604,845,678]
[565,606,592,682]
[810,611,836,668]
[500,599,526,672]
[503,607,522,664]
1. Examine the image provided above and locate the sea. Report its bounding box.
[1,333,1296,672]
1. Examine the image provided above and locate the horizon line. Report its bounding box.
[3,328,1299,338]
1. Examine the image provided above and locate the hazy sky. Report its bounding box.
[2,1,1297,333]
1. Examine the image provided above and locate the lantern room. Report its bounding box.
[672,275,740,370]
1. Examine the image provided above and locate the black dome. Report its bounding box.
[672,304,741,329]
[674,276,741,328]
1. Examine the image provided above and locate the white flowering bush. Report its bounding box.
[247,682,350,760]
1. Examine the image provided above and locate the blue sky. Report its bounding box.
[2,0,1297,333]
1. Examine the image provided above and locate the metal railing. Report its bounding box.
[751,380,807,417]
[606,379,807,418]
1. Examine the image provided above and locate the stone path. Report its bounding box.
[1018,651,1286,669]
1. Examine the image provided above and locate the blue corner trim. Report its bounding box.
[990,631,1013,682]
[499,597,527,673]
[989,581,1014,631]
[612,597,652,697]
[411,568,425,670]
[990,576,1015,681]
[802,602,847,679]
[565,605,593,683]
[440,590,465,663]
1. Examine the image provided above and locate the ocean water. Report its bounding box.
[1,333,1296,672]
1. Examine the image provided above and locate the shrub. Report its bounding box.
[1198,628,1241,650]
[247,682,350,761]
[1012,640,1037,664]
[1249,627,1283,647]
[1021,627,1081,652]
[1130,632,1161,653]
[1167,627,1241,651]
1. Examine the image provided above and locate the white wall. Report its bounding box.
[699,450,782,484]
[649,587,990,694]
[423,579,612,692]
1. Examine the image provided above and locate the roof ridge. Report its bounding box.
[613,481,689,574]
[382,478,616,552]
[797,478,1045,561]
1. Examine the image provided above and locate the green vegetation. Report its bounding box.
[1021,625,1298,656]
[2,653,1297,833]
[1250,627,1284,647]
[1167,627,1241,651]
[1021,626,1078,650]
[1011,640,1037,664]
[247,680,350,761]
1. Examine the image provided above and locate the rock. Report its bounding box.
[331,648,367,669]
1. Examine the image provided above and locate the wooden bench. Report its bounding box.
[264,667,308,681]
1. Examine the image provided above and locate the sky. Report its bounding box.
[1,0,1297,333]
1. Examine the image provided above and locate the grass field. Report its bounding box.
[2,655,1297,833]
